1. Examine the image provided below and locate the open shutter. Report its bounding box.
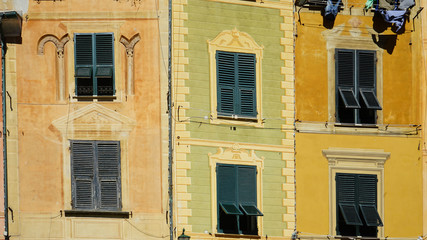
[95,33,114,96]
[71,141,95,209]
[237,53,257,118]
[217,164,241,214]
[358,174,383,227]
[97,141,121,210]
[336,49,360,109]
[358,51,381,110]
[217,51,236,116]
[238,166,262,216]
[336,173,363,226]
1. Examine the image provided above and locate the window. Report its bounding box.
[217,164,263,235]
[217,51,257,119]
[74,33,115,96]
[336,173,383,237]
[71,140,121,210]
[336,49,381,124]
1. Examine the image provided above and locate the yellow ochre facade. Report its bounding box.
[5,0,170,239]
[295,0,424,238]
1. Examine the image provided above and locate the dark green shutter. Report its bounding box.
[95,33,114,77]
[336,173,363,226]
[217,164,237,205]
[217,51,257,118]
[358,175,383,227]
[238,166,262,216]
[75,34,93,78]
[71,141,95,209]
[357,51,381,110]
[336,49,360,109]
[97,141,121,210]
[217,51,236,116]
[237,53,256,117]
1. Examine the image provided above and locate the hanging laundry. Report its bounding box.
[398,0,415,10]
[324,0,341,20]
[379,0,395,10]
[379,10,407,33]
[365,0,374,9]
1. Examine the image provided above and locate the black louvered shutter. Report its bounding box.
[337,50,355,88]
[217,51,236,116]
[358,174,382,227]
[237,53,256,117]
[336,173,363,234]
[71,141,95,209]
[96,141,121,210]
[357,51,375,89]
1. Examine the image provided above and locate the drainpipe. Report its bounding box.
[168,0,174,240]
[1,25,8,240]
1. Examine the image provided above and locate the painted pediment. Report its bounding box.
[52,103,136,135]
[208,28,263,53]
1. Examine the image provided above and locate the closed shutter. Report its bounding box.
[97,141,121,210]
[336,49,360,109]
[95,33,114,96]
[237,53,257,117]
[75,34,93,78]
[217,51,236,116]
[336,173,363,226]
[71,141,95,209]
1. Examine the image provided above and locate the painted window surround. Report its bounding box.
[62,21,124,102]
[323,148,390,238]
[52,103,136,213]
[208,29,264,127]
[209,144,265,235]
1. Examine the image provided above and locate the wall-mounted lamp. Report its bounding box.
[178,229,190,240]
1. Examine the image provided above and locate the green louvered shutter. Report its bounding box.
[358,51,381,110]
[75,34,94,96]
[217,51,236,116]
[96,141,121,210]
[217,164,237,207]
[237,53,257,118]
[71,141,95,209]
[358,174,382,227]
[95,33,114,96]
[336,49,360,109]
[336,173,363,236]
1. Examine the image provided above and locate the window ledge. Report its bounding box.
[211,116,264,128]
[334,123,378,128]
[73,95,117,101]
[215,233,261,239]
[64,210,130,218]
[335,236,379,240]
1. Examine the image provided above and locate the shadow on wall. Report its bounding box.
[372,34,397,54]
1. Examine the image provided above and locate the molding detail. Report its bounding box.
[37,34,70,101]
[38,34,70,57]
[120,34,141,95]
[52,103,136,138]
[208,28,264,55]
[322,148,390,168]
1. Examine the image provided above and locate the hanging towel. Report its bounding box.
[379,10,406,33]
[324,0,342,20]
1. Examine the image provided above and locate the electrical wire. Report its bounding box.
[125,219,170,239]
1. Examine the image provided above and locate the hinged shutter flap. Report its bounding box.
[359,204,383,227]
[97,141,121,210]
[360,89,382,110]
[338,203,363,225]
[237,53,256,117]
[71,141,95,209]
[217,164,237,204]
[338,88,361,109]
[336,49,355,88]
[217,51,236,115]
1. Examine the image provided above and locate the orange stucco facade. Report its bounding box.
[5,1,169,239]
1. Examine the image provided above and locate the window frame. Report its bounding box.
[74,32,116,97]
[208,29,263,127]
[216,164,263,235]
[70,140,122,211]
[323,148,389,238]
[335,49,381,125]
